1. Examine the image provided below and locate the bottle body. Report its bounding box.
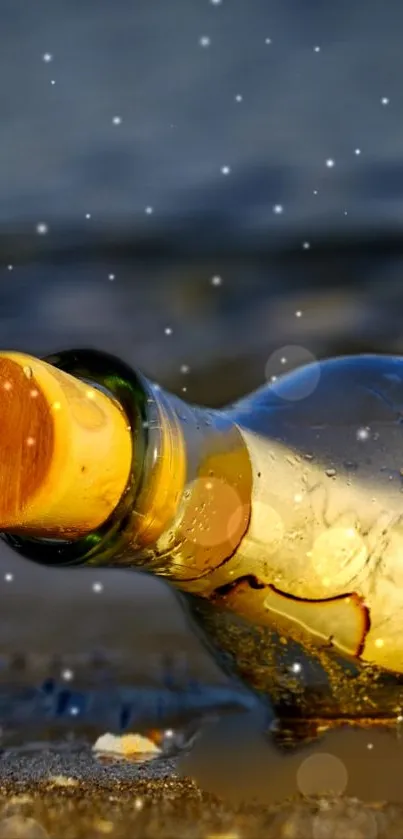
[177,353,403,743]
[5,350,403,745]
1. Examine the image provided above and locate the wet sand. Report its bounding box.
[0,747,401,839]
[0,714,403,839]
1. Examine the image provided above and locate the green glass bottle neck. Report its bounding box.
[2,348,252,579]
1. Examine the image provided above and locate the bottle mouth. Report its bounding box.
[1,348,149,567]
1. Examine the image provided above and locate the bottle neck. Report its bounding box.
[3,349,253,579]
[130,381,253,583]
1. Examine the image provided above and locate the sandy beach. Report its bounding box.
[0,747,401,839]
[0,708,402,838]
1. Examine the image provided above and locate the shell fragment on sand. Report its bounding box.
[92,732,162,763]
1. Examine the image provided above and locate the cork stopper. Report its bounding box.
[0,352,132,539]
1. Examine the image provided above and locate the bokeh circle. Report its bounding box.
[296,752,348,797]
[264,345,320,401]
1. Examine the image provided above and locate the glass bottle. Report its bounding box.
[3,347,403,749]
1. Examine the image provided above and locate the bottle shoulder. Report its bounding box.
[227,353,403,433]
